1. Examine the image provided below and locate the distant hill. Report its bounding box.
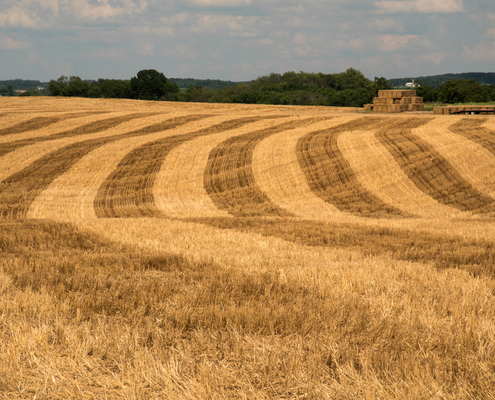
[169,78,249,90]
[0,79,48,90]
[389,73,495,89]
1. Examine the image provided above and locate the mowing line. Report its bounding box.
[204,118,328,217]
[154,116,291,219]
[449,118,495,156]
[413,118,495,199]
[0,113,176,184]
[0,112,108,136]
[338,119,466,218]
[0,112,157,157]
[185,216,495,278]
[0,114,211,219]
[27,115,243,221]
[296,117,406,217]
[252,117,346,219]
[377,122,495,213]
[94,116,284,218]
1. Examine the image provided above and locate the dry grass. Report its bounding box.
[95,115,283,218]
[376,120,495,213]
[2,97,495,399]
[204,118,327,217]
[296,117,410,217]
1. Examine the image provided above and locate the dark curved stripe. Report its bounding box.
[94,116,284,218]
[296,118,422,217]
[0,114,210,219]
[449,118,495,156]
[185,216,495,278]
[0,112,156,158]
[0,112,108,137]
[204,118,329,217]
[377,123,495,213]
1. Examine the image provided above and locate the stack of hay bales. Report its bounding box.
[433,105,495,115]
[372,90,424,113]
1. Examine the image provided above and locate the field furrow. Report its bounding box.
[413,117,495,199]
[154,116,291,218]
[0,112,107,136]
[338,119,466,218]
[449,118,495,156]
[296,117,408,217]
[0,114,211,218]
[185,216,495,278]
[204,118,327,217]
[377,122,495,213]
[0,112,157,157]
[252,117,346,219]
[26,115,238,221]
[94,116,283,218]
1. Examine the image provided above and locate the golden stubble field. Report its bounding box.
[1,97,495,399]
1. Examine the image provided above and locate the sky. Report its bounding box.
[1,0,494,82]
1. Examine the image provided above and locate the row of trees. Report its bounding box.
[46,69,495,107]
[47,68,393,107]
[416,79,495,104]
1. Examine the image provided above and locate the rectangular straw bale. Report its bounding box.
[433,107,443,115]
[373,105,387,112]
[401,90,416,97]
[378,90,394,98]
[363,104,373,111]
[409,104,424,112]
[389,105,402,113]
[400,97,413,105]
[411,97,423,104]
[373,98,387,105]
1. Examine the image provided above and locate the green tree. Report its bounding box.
[437,79,488,104]
[48,76,69,96]
[130,69,179,100]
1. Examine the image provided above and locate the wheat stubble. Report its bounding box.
[377,123,495,213]
[94,115,283,218]
[153,116,291,219]
[296,117,407,217]
[0,114,211,218]
[204,118,328,217]
[338,118,466,218]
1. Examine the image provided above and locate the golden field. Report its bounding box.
[1,97,495,399]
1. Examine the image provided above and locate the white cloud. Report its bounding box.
[0,35,32,50]
[373,0,464,14]
[374,34,418,51]
[90,47,128,60]
[0,6,39,28]
[185,0,252,7]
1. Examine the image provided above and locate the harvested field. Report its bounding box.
[1,97,495,400]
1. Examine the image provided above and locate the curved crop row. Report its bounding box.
[204,118,327,217]
[296,117,411,217]
[449,118,495,156]
[187,216,495,278]
[0,114,210,219]
[377,122,495,213]
[0,112,108,137]
[0,112,154,158]
[94,116,283,218]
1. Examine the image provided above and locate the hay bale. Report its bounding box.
[373,98,387,105]
[433,107,443,115]
[409,104,424,112]
[363,104,373,111]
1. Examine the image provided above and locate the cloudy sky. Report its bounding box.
[1,0,494,82]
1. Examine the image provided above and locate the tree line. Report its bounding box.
[43,69,495,107]
[390,72,495,89]
[416,80,495,104]
[46,68,393,107]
